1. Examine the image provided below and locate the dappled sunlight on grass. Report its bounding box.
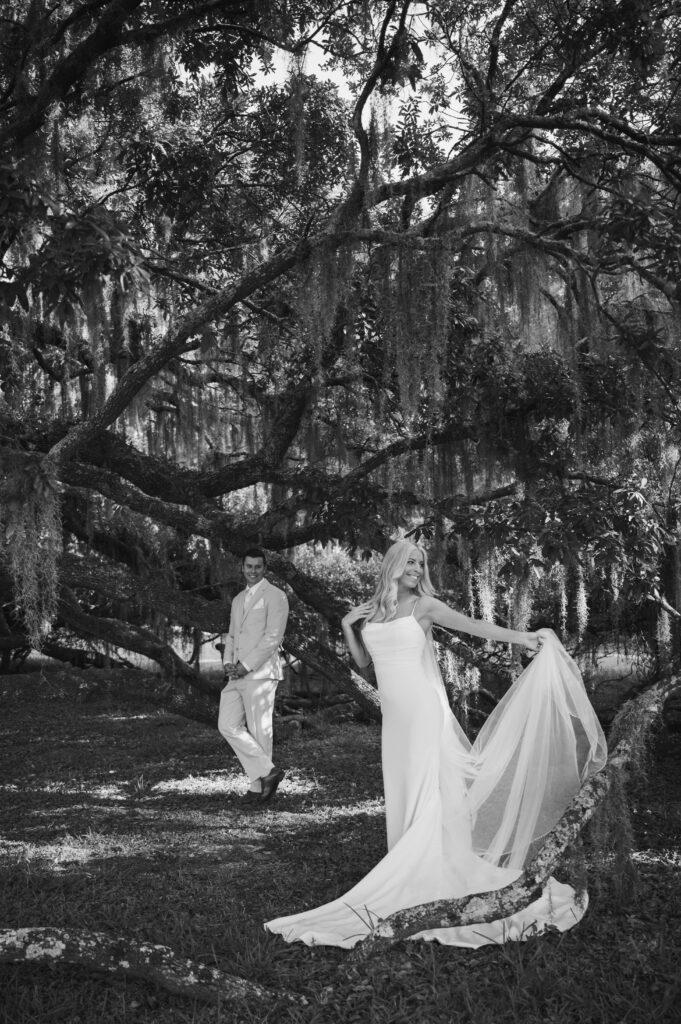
[149,766,371,801]
[2,673,680,1024]
[0,780,127,799]
[0,830,135,867]
[90,712,163,722]
[153,772,259,797]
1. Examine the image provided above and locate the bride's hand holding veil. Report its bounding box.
[527,626,560,655]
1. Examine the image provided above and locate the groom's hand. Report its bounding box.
[224,662,248,680]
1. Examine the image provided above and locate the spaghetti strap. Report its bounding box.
[410,597,419,617]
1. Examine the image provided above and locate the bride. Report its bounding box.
[265,540,607,948]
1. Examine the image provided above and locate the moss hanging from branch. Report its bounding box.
[371,236,453,425]
[296,242,357,369]
[437,640,481,731]
[473,543,500,627]
[575,562,589,640]
[0,453,62,649]
[287,52,309,184]
[552,561,569,637]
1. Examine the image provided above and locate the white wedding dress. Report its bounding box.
[265,614,606,948]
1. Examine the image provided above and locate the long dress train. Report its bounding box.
[265,618,606,948]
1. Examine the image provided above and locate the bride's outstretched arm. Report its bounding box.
[419,597,541,650]
[341,602,374,668]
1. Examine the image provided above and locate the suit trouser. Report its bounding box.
[217,676,278,792]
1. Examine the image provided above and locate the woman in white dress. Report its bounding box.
[265,540,606,948]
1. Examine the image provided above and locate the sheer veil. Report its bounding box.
[432,631,607,870]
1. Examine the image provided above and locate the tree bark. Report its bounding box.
[57,587,206,688]
[0,927,303,1007]
[351,675,679,958]
[61,553,226,634]
[284,634,381,721]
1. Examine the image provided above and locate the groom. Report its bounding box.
[217,548,289,803]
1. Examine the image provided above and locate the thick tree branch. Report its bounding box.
[115,0,255,48]
[60,463,336,553]
[61,553,226,634]
[0,927,300,1007]
[284,633,381,722]
[500,111,681,187]
[58,586,204,688]
[44,242,317,468]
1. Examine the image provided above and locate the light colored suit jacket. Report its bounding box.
[222,579,289,681]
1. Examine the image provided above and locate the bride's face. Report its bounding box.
[397,548,425,590]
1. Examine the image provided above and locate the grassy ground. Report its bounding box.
[0,671,679,1024]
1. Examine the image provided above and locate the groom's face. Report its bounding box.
[242,556,266,588]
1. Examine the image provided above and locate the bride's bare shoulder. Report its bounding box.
[417,594,443,615]
[418,595,462,625]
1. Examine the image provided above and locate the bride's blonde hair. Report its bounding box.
[367,540,436,623]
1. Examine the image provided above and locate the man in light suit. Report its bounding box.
[217,548,289,803]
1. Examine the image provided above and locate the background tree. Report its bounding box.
[1,0,680,720]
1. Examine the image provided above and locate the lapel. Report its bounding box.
[240,579,268,628]
[232,590,247,632]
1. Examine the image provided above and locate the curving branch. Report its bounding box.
[44,242,316,469]
[58,586,204,688]
[284,633,381,721]
[485,0,519,96]
[0,927,301,1007]
[349,1,412,190]
[500,111,681,188]
[116,0,260,48]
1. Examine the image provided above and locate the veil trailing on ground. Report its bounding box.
[433,631,608,871]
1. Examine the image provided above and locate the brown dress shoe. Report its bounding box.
[260,767,285,801]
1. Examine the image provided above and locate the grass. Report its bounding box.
[0,669,680,1024]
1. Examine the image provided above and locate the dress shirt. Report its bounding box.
[244,578,265,608]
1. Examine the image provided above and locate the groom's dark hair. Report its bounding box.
[242,547,267,566]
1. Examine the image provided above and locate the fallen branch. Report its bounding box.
[352,675,679,958]
[0,927,303,1007]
